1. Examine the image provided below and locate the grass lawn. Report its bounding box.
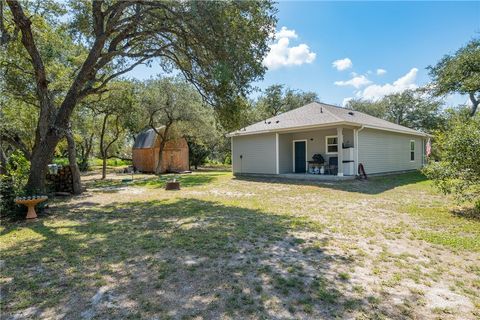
[1,171,479,319]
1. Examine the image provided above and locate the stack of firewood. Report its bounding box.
[46,165,74,194]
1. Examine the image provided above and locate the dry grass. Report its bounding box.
[1,171,479,319]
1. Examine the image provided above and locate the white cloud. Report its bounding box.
[357,68,418,101]
[376,68,387,76]
[332,58,352,71]
[263,27,316,70]
[275,26,298,39]
[334,75,371,89]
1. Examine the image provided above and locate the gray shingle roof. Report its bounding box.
[133,127,165,149]
[228,102,427,137]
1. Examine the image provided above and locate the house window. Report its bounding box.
[326,136,338,154]
[410,140,415,161]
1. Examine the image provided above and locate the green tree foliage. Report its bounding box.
[428,38,480,116]
[86,82,136,179]
[345,99,386,119]
[182,107,225,170]
[346,89,444,132]
[71,105,97,171]
[139,77,206,173]
[256,84,319,118]
[217,96,258,132]
[423,115,480,210]
[0,150,30,219]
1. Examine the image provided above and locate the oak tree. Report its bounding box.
[140,77,203,174]
[428,38,480,117]
[2,0,276,192]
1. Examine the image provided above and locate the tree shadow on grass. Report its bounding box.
[85,172,222,192]
[1,198,420,319]
[451,207,480,221]
[234,171,428,195]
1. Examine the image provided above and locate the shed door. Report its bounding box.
[294,141,306,173]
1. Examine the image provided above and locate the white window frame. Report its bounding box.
[410,140,415,162]
[292,139,308,173]
[325,135,338,155]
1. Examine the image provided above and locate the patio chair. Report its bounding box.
[326,157,338,175]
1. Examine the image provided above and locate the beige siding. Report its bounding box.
[291,129,335,160]
[290,128,354,163]
[232,133,276,174]
[277,128,354,173]
[278,133,293,173]
[358,128,423,174]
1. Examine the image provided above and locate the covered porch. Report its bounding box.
[278,172,355,181]
[276,126,359,177]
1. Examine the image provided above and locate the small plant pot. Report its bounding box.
[165,181,180,190]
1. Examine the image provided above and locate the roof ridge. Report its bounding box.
[314,102,347,122]
[315,101,347,110]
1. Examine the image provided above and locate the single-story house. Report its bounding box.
[132,127,189,173]
[227,102,430,178]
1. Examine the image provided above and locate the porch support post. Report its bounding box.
[231,137,234,173]
[275,133,279,174]
[353,128,358,175]
[337,127,344,176]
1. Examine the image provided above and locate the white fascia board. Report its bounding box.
[226,121,431,138]
[361,125,431,137]
[226,121,354,137]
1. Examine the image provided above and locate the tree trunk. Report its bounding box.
[155,139,167,174]
[99,114,108,180]
[0,146,7,175]
[102,157,107,180]
[469,92,478,117]
[154,125,170,175]
[65,129,82,195]
[25,132,60,193]
[79,134,93,172]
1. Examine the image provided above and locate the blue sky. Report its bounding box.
[128,1,480,106]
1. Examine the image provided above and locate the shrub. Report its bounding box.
[1,150,30,219]
[423,116,480,210]
[224,153,232,165]
[6,150,30,195]
[0,175,20,219]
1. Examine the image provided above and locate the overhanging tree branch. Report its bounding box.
[0,131,31,160]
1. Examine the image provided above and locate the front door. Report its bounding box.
[294,141,306,173]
